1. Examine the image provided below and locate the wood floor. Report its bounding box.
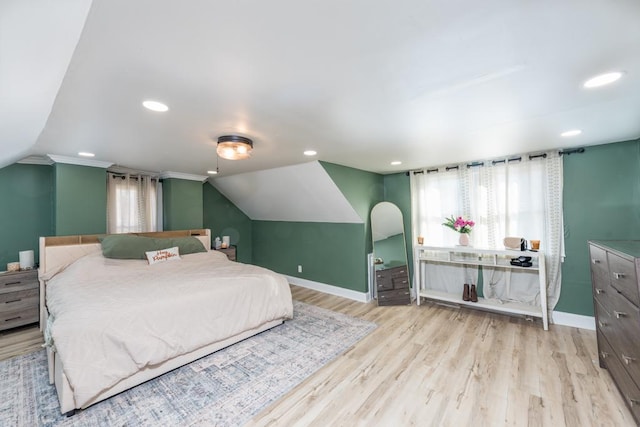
[249,286,635,427]
[0,286,634,426]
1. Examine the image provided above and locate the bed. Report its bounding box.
[38,229,293,415]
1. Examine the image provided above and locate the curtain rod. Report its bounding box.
[407,147,586,176]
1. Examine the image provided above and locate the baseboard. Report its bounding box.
[552,311,595,330]
[285,276,371,303]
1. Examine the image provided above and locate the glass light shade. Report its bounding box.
[216,135,253,160]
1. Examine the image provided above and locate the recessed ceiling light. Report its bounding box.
[561,129,582,137]
[142,100,169,112]
[391,161,402,166]
[303,150,317,156]
[78,152,95,157]
[583,72,623,88]
[207,170,218,175]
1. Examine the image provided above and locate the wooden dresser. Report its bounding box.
[376,265,411,306]
[0,269,39,331]
[589,240,640,423]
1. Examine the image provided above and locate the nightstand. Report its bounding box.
[0,269,39,331]
[215,245,237,261]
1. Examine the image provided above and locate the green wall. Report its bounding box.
[162,178,203,230]
[53,163,107,235]
[320,161,384,258]
[253,221,366,291]
[0,164,53,268]
[203,182,253,263]
[558,139,640,315]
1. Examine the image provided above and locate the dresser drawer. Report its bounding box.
[605,291,640,380]
[595,298,616,341]
[376,272,393,291]
[378,288,411,305]
[589,245,611,286]
[0,271,38,295]
[598,330,640,424]
[608,252,640,306]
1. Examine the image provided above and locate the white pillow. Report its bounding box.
[145,246,181,265]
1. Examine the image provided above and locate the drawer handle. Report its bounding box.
[629,397,640,406]
[595,288,605,294]
[600,351,609,359]
[598,320,607,328]
[5,299,22,304]
[4,316,21,322]
[622,354,637,365]
[614,311,627,319]
[591,259,601,264]
[3,281,22,287]
[613,272,625,280]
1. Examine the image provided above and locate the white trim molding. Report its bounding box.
[159,171,209,182]
[551,311,595,330]
[18,155,54,165]
[47,154,113,168]
[285,275,371,303]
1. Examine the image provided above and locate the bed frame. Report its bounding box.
[39,229,284,415]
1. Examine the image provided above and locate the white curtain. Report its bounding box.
[107,173,159,234]
[410,152,564,311]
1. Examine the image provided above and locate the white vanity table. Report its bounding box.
[414,245,548,330]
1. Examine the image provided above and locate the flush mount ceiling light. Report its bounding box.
[583,71,623,88]
[78,151,95,157]
[303,150,317,156]
[142,100,169,112]
[390,160,402,166]
[216,135,253,160]
[561,129,582,137]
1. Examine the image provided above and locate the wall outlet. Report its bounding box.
[297,265,303,273]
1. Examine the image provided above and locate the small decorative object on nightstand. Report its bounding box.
[0,269,39,331]
[215,245,236,261]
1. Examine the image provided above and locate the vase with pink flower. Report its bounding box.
[442,215,475,246]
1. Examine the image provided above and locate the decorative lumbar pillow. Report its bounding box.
[145,247,181,265]
[99,235,206,259]
[100,235,159,259]
[163,237,207,255]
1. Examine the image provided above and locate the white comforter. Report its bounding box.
[46,250,293,408]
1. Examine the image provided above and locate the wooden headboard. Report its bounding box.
[38,229,211,330]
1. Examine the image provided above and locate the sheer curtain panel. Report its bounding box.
[410,152,564,314]
[107,173,158,234]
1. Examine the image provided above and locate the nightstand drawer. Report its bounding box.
[0,288,38,312]
[0,270,38,295]
[0,306,39,331]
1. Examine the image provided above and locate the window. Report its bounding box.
[107,173,159,234]
[410,152,564,310]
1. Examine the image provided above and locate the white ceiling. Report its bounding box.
[2,0,640,176]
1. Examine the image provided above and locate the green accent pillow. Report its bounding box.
[99,235,206,259]
[99,235,157,259]
[163,237,207,255]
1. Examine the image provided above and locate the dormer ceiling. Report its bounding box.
[2,1,640,175]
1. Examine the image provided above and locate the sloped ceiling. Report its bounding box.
[210,161,362,223]
[0,1,92,168]
[2,1,640,177]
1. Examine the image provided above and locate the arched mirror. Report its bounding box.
[371,202,410,306]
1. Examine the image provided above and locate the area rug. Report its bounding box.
[0,301,376,427]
